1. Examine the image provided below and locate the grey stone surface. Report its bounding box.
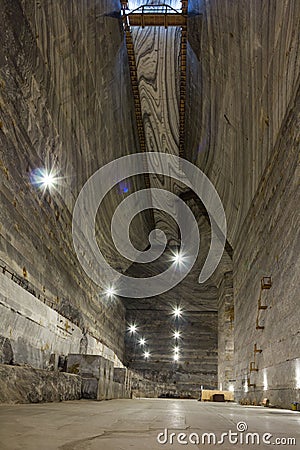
[0,273,124,370]
[67,354,107,379]
[113,368,132,398]
[0,0,299,410]
[217,271,234,391]
[186,0,300,248]
[97,357,114,401]
[113,367,127,384]
[124,214,220,393]
[0,336,13,365]
[233,82,300,409]
[0,0,151,361]
[67,354,123,401]
[81,378,98,400]
[0,364,81,404]
[185,0,300,408]
[0,399,299,449]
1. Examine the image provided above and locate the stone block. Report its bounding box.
[0,364,81,404]
[0,336,13,365]
[67,354,115,401]
[97,358,114,401]
[113,367,126,384]
[67,354,104,379]
[82,378,98,399]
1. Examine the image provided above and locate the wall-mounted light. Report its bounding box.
[295,359,300,389]
[30,167,58,191]
[244,376,249,393]
[144,351,150,359]
[173,330,181,339]
[263,369,268,391]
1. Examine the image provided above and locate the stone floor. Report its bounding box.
[0,399,299,449]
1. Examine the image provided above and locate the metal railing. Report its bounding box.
[128,5,181,15]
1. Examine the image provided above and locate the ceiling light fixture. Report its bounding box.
[139,338,146,346]
[128,324,137,333]
[173,306,182,318]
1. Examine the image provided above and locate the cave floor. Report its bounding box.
[0,399,299,449]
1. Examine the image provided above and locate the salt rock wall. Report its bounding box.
[186,0,300,247]
[0,272,124,369]
[234,83,300,409]
[185,0,300,408]
[0,364,81,404]
[0,0,150,360]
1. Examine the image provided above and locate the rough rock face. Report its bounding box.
[0,0,151,359]
[186,0,300,246]
[0,0,299,408]
[217,271,234,391]
[186,0,300,407]
[0,272,125,371]
[0,337,13,365]
[124,213,219,392]
[233,85,300,409]
[0,364,81,404]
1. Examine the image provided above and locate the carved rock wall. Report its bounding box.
[186,0,300,408]
[0,0,151,359]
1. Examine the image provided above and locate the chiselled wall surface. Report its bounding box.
[0,0,151,359]
[233,85,300,408]
[186,0,300,246]
[186,0,300,407]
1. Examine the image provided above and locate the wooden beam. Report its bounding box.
[124,13,187,28]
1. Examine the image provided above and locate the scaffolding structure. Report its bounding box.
[123,0,188,167]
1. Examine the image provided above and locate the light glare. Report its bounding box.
[31,167,58,191]
[263,369,268,391]
[144,351,150,359]
[172,251,184,265]
[42,172,55,188]
[105,287,116,297]
[244,376,249,393]
[139,338,146,346]
[128,324,137,333]
[173,331,181,339]
[295,359,300,389]
[173,306,182,318]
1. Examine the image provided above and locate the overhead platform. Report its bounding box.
[122,4,187,28]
